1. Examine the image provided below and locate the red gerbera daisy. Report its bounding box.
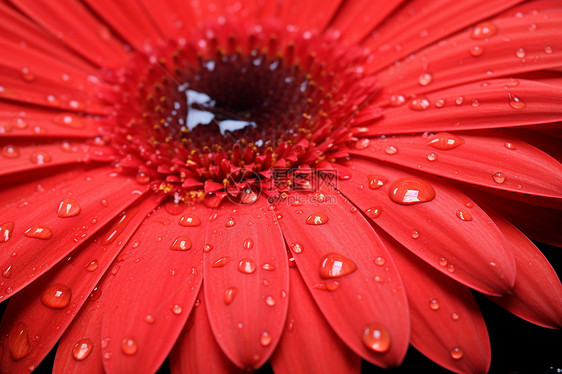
[0,1,561,373]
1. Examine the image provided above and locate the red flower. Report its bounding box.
[0,1,561,373]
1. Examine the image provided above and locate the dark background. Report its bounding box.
[3,242,560,374]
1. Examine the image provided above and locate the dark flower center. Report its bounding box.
[101,22,374,205]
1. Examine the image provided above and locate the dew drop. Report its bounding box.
[24,225,53,240]
[262,263,275,271]
[434,99,445,108]
[290,242,304,254]
[389,178,436,205]
[243,238,254,250]
[492,172,506,184]
[29,151,52,165]
[515,48,526,59]
[238,258,257,274]
[544,45,553,54]
[135,171,150,184]
[471,22,497,39]
[3,265,13,278]
[121,338,138,355]
[508,93,526,109]
[57,198,81,218]
[427,152,438,161]
[319,253,357,279]
[264,296,276,306]
[260,331,272,347]
[305,213,328,225]
[144,314,155,323]
[171,304,183,315]
[451,313,460,321]
[418,72,433,86]
[447,264,456,273]
[456,209,473,221]
[362,325,390,353]
[504,142,516,150]
[389,95,406,107]
[367,175,387,190]
[85,260,99,272]
[374,257,385,266]
[469,45,483,56]
[429,298,440,310]
[20,67,35,82]
[225,217,236,227]
[384,145,398,155]
[9,322,31,361]
[438,258,448,267]
[0,222,14,243]
[170,236,192,251]
[471,99,480,108]
[178,214,201,227]
[41,284,72,309]
[455,96,464,105]
[451,346,464,360]
[409,97,431,111]
[203,243,214,252]
[426,133,465,150]
[211,256,232,268]
[365,206,382,219]
[355,138,370,149]
[411,231,420,239]
[72,339,93,361]
[224,287,237,305]
[1,145,20,158]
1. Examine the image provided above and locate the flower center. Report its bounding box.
[101,22,373,205]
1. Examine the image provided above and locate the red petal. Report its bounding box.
[270,267,361,374]
[10,0,127,68]
[374,226,491,374]
[365,78,562,135]
[276,188,410,368]
[203,199,289,370]
[136,0,198,37]
[485,208,562,328]
[348,131,562,200]
[363,0,523,72]
[0,166,147,300]
[377,9,562,93]
[0,195,159,372]
[279,0,341,31]
[100,204,205,373]
[338,157,516,295]
[169,289,244,374]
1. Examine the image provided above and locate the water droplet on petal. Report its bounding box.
[426,133,465,150]
[41,284,71,309]
[544,45,553,54]
[456,209,473,221]
[170,236,192,251]
[144,314,155,323]
[260,331,272,346]
[469,45,483,56]
[515,48,526,58]
[367,175,387,190]
[211,257,232,268]
[411,231,420,239]
[389,95,406,107]
[290,242,303,254]
[429,298,440,310]
[319,253,357,279]
[471,22,497,39]
[29,151,52,165]
[3,265,13,278]
[504,142,516,150]
[121,338,138,355]
[409,97,431,111]
[264,296,276,306]
[57,198,81,218]
[238,258,257,274]
[355,138,370,149]
[451,313,460,321]
[365,206,382,219]
[72,338,93,361]
[427,152,438,161]
[1,145,20,158]
[374,257,385,266]
[455,96,464,105]
[171,304,183,315]
[0,222,14,243]
[306,213,328,225]
[9,322,31,361]
[471,99,480,108]
[434,99,445,108]
[20,67,35,82]
[492,172,506,184]
[225,217,236,227]
[384,145,398,155]
[243,238,254,250]
[508,93,526,109]
[224,287,237,305]
[203,243,213,252]
[24,226,53,240]
[418,72,433,86]
[262,263,275,271]
[389,178,436,205]
[179,214,201,227]
[451,346,464,360]
[85,260,99,272]
[438,258,448,267]
[362,325,390,353]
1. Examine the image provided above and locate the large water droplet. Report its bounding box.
[384,145,398,155]
[85,260,99,272]
[367,175,387,190]
[224,287,238,305]
[238,258,257,274]
[264,296,276,306]
[29,151,52,165]
[362,325,390,353]
[409,97,431,111]
[290,242,304,254]
[24,225,53,240]
[456,209,473,221]
[41,284,72,309]
[243,238,254,250]
[9,322,31,361]
[179,214,201,227]
[170,236,192,251]
[492,172,506,184]
[1,145,20,158]
[365,206,382,219]
[319,253,357,279]
[121,338,138,355]
[450,346,464,360]
[225,217,236,227]
[471,22,497,39]
[72,339,93,361]
[418,72,433,86]
[508,93,526,109]
[0,222,14,243]
[389,178,436,205]
[306,213,328,225]
[374,257,385,266]
[171,304,183,315]
[389,95,406,107]
[426,133,465,150]
[260,331,272,346]
[504,142,516,150]
[515,48,526,59]
[57,198,81,218]
[429,298,440,310]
